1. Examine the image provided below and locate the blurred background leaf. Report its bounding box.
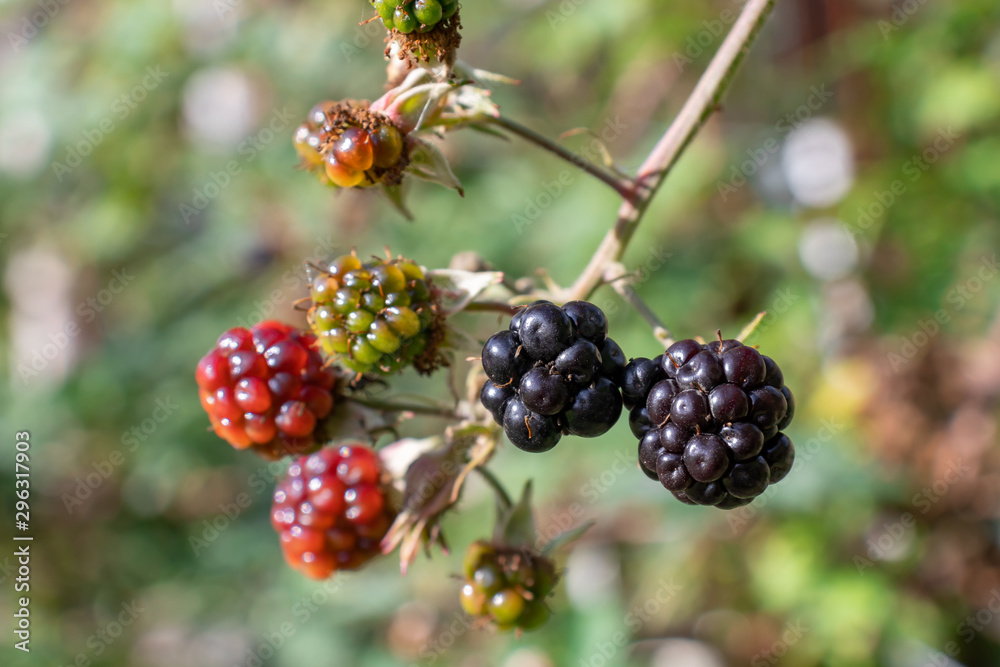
[1,0,1000,666]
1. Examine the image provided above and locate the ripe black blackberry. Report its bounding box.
[480,300,625,452]
[630,335,795,508]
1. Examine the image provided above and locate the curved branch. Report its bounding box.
[565,0,777,301]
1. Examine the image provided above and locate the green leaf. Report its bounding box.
[541,519,595,556]
[405,136,464,196]
[494,480,536,548]
[426,268,504,315]
[380,183,414,220]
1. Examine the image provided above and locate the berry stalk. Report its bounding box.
[565,0,777,301]
[346,395,461,420]
[485,114,635,201]
[604,263,673,346]
[476,466,513,510]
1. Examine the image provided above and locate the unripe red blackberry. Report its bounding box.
[196,321,340,460]
[294,100,408,189]
[307,251,445,376]
[631,337,796,508]
[480,300,624,453]
[459,540,556,631]
[271,443,396,579]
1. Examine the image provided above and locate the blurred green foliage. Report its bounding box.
[1,0,1000,666]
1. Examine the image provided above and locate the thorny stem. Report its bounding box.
[347,396,461,420]
[476,466,513,510]
[486,114,636,201]
[605,263,673,346]
[464,300,521,315]
[565,0,777,302]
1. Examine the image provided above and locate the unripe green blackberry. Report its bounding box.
[458,540,557,632]
[372,0,462,64]
[308,251,446,376]
[371,0,456,31]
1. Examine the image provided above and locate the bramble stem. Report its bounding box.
[485,114,636,201]
[464,300,520,315]
[347,396,460,420]
[605,263,673,347]
[565,0,776,301]
[476,466,512,510]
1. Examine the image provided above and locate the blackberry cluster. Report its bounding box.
[480,301,626,453]
[459,541,556,631]
[371,0,458,33]
[271,444,396,579]
[294,100,407,189]
[627,337,795,509]
[196,321,338,460]
[308,252,445,376]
